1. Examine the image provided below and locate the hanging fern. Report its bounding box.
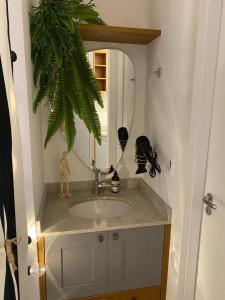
[30,0,105,151]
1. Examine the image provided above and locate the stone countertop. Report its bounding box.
[38,178,171,237]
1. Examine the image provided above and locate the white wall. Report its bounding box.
[144,1,200,299]
[94,0,150,28]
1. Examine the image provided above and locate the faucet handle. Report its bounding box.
[108,165,114,174]
[92,159,96,169]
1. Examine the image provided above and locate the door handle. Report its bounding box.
[203,193,217,215]
[98,235,104,242]
[113,233,119,240]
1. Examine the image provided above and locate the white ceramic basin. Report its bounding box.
[69,197,132,219]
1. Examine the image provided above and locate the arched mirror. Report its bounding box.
[71,49,135,169]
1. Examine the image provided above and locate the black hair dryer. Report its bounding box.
[135,136,161,178]
[118,127,129,152]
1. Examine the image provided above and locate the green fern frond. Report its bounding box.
[63,98,76,151]
[73,26,103,107]
[79,92,102,145]
[49,38,63,67]
[33,87,47,113]
[88,97,102,144]
[44,70,65,147]
[64,68,81,117]
[31,0,105,150]
[69,60,94,130]
[44,104,63,148]
[33,54,44,86]
[73,50,101,104]
[68,0,105,24]
[72,8,105,25]
[60,18,75,33]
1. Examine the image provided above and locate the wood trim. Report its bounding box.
[73,286,161,300]
[160,224,171,300]
[73,294,107,300]
[38,237,47,300]
[78,24,161,45]
[108,286,161,300]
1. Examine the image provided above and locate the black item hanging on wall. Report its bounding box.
[135,136,161,178]
[118,127,129,152]
[5,0,17,72]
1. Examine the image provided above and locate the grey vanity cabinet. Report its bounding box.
[45,231,108,300]
[107,226,164,292]
[45,226,164,299]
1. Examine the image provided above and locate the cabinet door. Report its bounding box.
[45,232,107,300]
[107,226,164,292]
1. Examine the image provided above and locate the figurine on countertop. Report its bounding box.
[58,151,72,199]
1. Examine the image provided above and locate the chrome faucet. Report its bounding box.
[92,160,113,194]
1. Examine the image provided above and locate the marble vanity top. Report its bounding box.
[37,178,171,237]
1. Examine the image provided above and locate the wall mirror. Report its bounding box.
[71,49,135,169]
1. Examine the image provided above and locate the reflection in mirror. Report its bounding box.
[73,49,135,169]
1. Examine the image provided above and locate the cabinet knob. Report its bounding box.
[98,235,104,242]
[113,233,119,240]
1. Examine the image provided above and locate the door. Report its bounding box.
[195,4,225,299]
[0,0,20,297]
[0,58,19,300]
[45,232,107,300]
[107,226,164,293]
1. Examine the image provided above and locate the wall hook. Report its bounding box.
[153,67,162,78]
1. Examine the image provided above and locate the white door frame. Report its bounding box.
[178,0,224,299]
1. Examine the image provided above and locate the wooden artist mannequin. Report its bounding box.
[58,151,71,199]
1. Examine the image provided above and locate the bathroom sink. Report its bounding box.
[69,197,132,219]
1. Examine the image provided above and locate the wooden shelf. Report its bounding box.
[93,50,107,92]
[78,24,161,45]
[95,64,106,67]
